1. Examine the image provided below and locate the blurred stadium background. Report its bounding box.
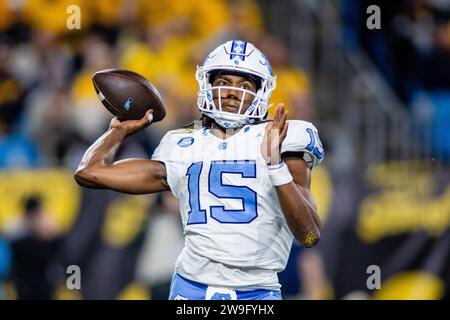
[0,0,449,300]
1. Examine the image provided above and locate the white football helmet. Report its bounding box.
[196,40,276,129]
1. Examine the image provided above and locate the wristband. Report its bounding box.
[267,162,293,186]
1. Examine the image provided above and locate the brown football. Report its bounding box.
[92,69,166,122]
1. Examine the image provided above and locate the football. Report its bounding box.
[92,69,166,122]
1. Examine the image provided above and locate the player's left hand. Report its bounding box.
[261,103,289,165]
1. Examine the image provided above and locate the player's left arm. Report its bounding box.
[276,157,321,247]
[261,104,321,248]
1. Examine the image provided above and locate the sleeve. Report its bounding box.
[151,132,182,197]
[280,120,325,170]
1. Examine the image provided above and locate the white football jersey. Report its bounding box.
[152,120,324,290]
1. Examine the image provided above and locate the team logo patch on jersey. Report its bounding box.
[177,137,195,148]
[218,142,228,150]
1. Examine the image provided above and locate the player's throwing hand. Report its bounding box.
[261,103,289,165]
[108,109,154,137]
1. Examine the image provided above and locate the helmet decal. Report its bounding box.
[259,52,273,76]
[229,40,248,61]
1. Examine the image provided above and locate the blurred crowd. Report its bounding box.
[342,0,450,161]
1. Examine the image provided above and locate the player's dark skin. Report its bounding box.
[74,74,321,247]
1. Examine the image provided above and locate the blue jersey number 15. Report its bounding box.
[186,160,258,225]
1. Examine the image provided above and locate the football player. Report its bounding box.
[75,40,324,300]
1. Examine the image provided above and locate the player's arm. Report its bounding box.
[74,110,170,194]
[261,104,321,247]
[275,158,321,247]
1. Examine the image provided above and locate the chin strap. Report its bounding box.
[214,116,247,129]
